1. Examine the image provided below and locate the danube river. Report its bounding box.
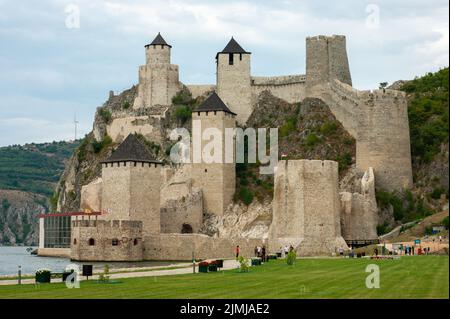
[0,246,177,276]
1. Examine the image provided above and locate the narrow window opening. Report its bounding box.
[229,53,234,65]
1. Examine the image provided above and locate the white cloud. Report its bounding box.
[0,0,448,145]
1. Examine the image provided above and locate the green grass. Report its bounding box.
[0,256,447,299]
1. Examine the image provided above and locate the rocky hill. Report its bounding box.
[0,140,78,245]
[47,68,450,239]
[0,190,46,245]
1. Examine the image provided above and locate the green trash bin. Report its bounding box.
[198,262,209,273]
[208,264,218,272]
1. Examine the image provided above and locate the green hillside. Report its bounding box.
[0,141,79,196]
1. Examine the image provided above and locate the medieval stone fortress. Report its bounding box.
[39,32,413,261]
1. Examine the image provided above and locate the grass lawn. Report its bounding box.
[0,256,447,299]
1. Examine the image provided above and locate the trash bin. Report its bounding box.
[35,270,51,283]
[208,264,218,272]
[198,262,209,273]
[82,265,93,277]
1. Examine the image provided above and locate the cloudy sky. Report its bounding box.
[0,0,448,146]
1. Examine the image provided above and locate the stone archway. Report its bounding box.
[181,223,193,234]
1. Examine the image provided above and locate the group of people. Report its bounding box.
[254,245,267,261]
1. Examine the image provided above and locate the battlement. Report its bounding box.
[251,75,306,86]
[72,219,142,229]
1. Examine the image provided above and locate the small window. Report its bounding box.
[133,238,138,246]
[88,238,95,246]
[239,53,242,60]
[73,238,77,245]
[112,239,119,246]
[205,169,207,173]
[229,53,234,65]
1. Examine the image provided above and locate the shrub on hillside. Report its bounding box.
[99,108,112,123]
[238,187,253,205]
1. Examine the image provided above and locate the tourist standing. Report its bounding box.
[235,245,240,259]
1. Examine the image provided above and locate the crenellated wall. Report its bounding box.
[71,220,143,261]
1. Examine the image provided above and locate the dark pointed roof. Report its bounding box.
[216,37,250,59]
[101,134,162,164]
[145,32,172,48]
[194,92,236,115]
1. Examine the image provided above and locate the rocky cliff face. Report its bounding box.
[0,190,46,246]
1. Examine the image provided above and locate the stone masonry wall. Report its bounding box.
[101,162,162,236]
[251,75,306,104]
[186,85,216,98]
[191,111,236,216]
[217,53,252,124]
[160,183,203,233]
[71,220,143,261]
[270,160,348,256]
[144,233,265,260]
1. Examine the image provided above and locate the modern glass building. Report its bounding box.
[43,215,71,248]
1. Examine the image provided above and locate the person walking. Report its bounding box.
[254,246,258,257]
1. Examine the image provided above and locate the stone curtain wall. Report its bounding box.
[270,160,348,256]
[186,85,216,98]
[251,75,306,104]
[144,233,265,260]
[324,80,413,191]
[71,220,143,261]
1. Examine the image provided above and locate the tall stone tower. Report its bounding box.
[216,37,252,124]
[270,160,348,256]
[305,35,352,97]
[100,134,163,236]
[133,33,180,109]
[191,92,236,216]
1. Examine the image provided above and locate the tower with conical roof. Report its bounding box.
[191,92,236,216]
[216,37,252,124]
[100,134,163,236]
[133,32,180,109]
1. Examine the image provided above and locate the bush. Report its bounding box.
[1,198,10,211]
[174,105,191,124]
[238,187,253,205]
[99,108,112,123]
[442,216,449,230]
[286,250,296,266]
[238,256,249,272]
[122,101,130,109]
[279,117,297,137]
[320,121,338,135]
[304,133,321,147]
[336,152,352,171]
[430,187,446,200]
[172,90,193,105]
[92,135,112,154]
[377,223,390,236]
[98,264,110,283]
[424,226,433,236]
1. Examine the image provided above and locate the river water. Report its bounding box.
[0,246,177,276]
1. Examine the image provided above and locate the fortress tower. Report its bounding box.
[305,35,352,97]
[191,92,236,216]
[270,160,348,256]
[216,37,252,124]
[133,33,180,109]
[100,134,163,236]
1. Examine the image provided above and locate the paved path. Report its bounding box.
[0,260,240,286]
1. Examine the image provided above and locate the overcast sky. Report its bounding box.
[0,0,448,147]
